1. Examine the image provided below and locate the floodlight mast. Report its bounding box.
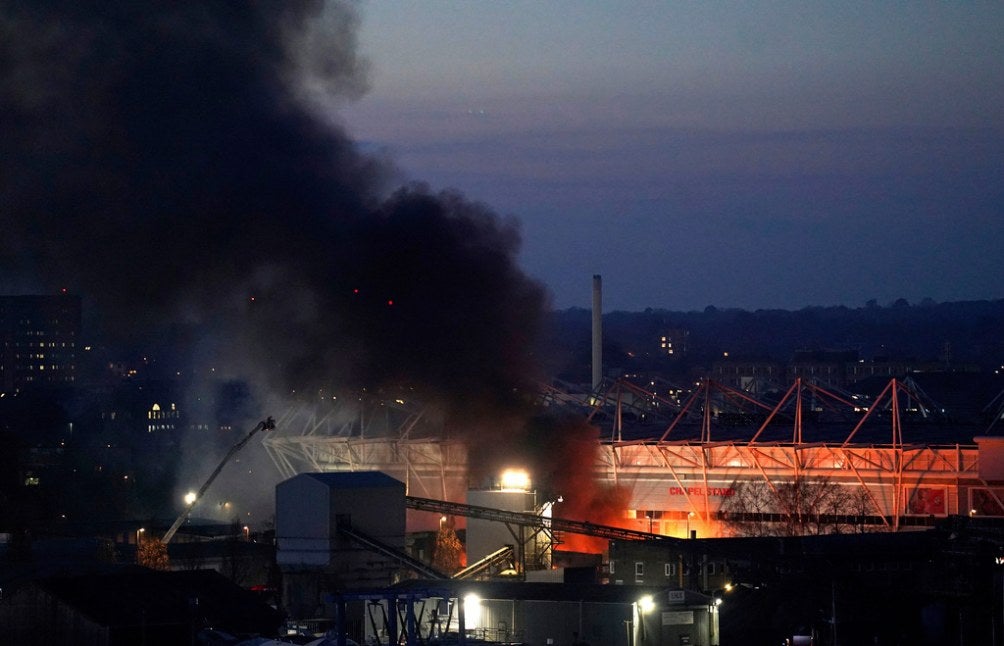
[161,416,276,545]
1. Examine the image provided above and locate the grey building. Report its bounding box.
[276,471,409,621]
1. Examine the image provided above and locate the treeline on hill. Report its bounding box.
[547,298,1004,382]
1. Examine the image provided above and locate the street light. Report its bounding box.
[463,593,482,626]
[135,528,146,565]
[636,595,655,645]
[687,511,695,538]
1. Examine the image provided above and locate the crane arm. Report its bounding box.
[161,416,275,544]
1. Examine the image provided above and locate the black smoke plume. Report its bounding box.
[0,1,550,422]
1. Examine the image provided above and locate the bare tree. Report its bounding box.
[720,476,876,537]
[222,519,254,586]
[720,479,778,537]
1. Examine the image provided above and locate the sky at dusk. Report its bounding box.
[336,1,1004,312]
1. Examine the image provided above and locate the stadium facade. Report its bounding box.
[263,376,1004,539]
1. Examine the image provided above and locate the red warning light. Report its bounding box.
[387,300,394,306]
[353,288,360,294]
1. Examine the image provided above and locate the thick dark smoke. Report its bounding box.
[0,1,550,423]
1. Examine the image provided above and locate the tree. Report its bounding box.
[432,517,464,575]
[222,518,255,586]
[719,475,875,537]
[138,536,171,570]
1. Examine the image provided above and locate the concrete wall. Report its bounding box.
[276,474,333,567]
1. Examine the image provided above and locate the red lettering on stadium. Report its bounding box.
[668,487,734,497]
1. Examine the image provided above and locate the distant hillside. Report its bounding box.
[547,299,1004,382]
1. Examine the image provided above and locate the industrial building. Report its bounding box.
[273,470,722,645]
[275,471,412,622]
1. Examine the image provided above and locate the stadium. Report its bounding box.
[262,371,1004,542]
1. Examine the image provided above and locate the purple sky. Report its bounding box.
[335,1,1004,312]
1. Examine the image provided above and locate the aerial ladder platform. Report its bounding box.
[161,417,276,544]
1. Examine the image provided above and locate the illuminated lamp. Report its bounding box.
[463,593,481,624]
[500,468,530,491]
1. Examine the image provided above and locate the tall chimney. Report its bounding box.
[592,274,602,391]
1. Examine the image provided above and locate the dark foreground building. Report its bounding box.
[611,517,1004,646]
[0,567,283,646]
[328,580,718,646]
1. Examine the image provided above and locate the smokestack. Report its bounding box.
[591,274,602,391]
